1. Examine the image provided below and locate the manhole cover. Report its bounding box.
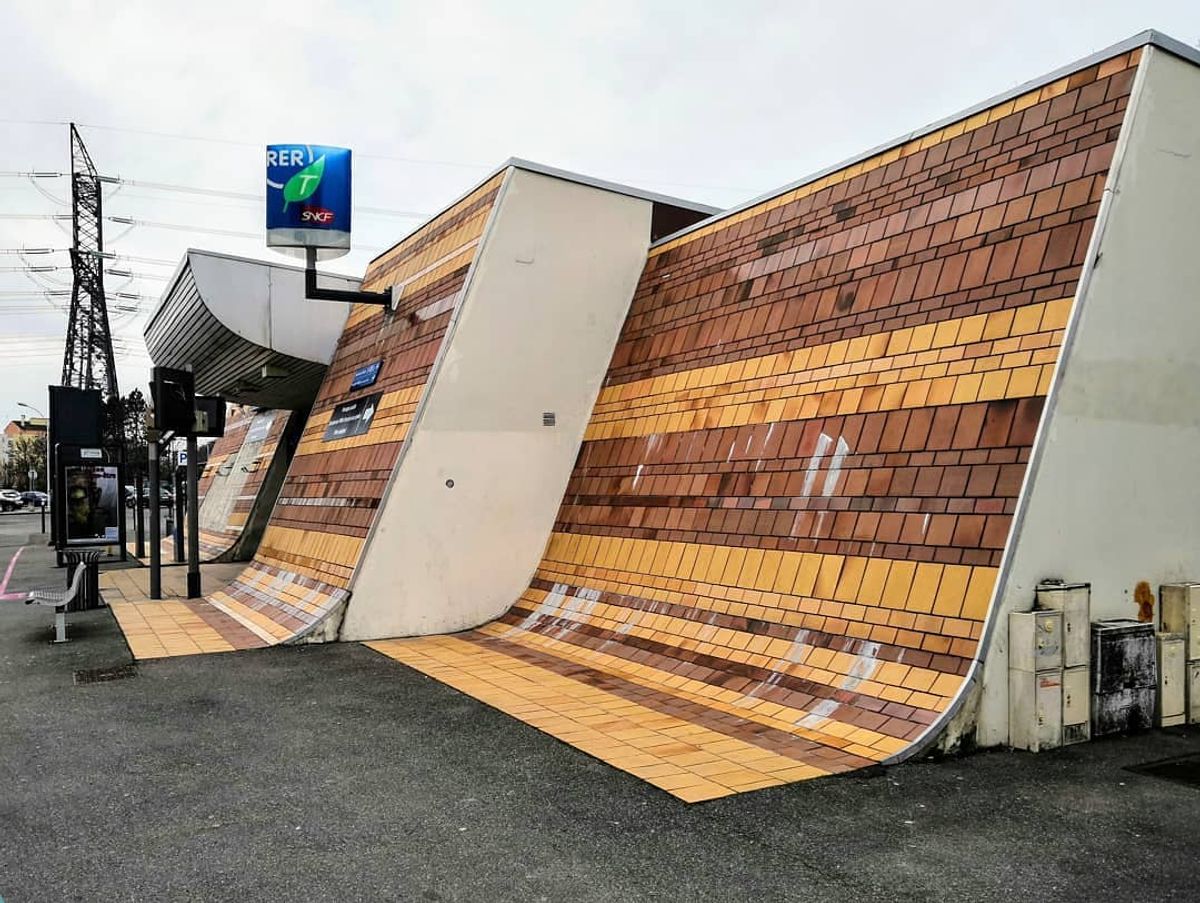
[1125,752,1200,789]
[73,663,138,685]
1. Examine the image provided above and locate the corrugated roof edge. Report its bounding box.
[145,247,362,337]
[365,158,720,268]
[648,29,1200,251]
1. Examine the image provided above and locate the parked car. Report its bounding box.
[20,491,48,508]
[0,489,26,512]
[124,485,174,508]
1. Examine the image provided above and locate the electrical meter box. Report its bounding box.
[1062,665,1091,745]
[1157,633,1186,726]
[1035,581,1090,668]
[1091,619,1155,736]
[1010,669,1063,752]
[1188,661,1200,725]
[1160,583,1200,660]
[1009,610,1063,672]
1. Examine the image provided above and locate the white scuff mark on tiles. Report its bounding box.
[814,511,829,537]
[501,582,569,637]
[549,586,601,640]
[797,641,882,728]
[821,436,850,497]
[801,432,833,497]
[631,464,644,491]
[741,630,812,704]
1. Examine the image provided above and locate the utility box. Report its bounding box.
[1091,619,1156,737]
[1010,669,1063,752]
[1160,583,1200,660]
[1009,610,1063,672]
[1157,633,1186,727]
[1036,582,1090,668]
[1062,665,1091,745]
[1188,661,1200,725]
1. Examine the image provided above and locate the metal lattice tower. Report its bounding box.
[62,122,119,399]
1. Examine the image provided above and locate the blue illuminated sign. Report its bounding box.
[265,144,352,256]
[350,360,382,390]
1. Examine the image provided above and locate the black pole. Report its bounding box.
[134,468,145,559]
[173,466,184,563]
[148,440,161,599]
[185,436,200,599]
[117,458,127,562]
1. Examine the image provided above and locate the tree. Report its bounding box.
[6,433,47,491]
[120,389,148,470]
[102,389,149,468]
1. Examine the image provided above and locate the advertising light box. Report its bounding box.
[266,144,352,257]
[63,464,121,545]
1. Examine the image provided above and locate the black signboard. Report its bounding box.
[193,395,227,438]
[323,392,381,441]
[49,385,104,446]
[152,367,196,434]
[350,360,382,390]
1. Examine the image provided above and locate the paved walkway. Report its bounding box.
[102,562,266,658]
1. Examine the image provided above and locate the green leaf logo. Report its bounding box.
[282,154,325,211]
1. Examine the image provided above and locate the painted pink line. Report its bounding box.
[0,545,26,598]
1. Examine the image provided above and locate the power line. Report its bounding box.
[104,268,167,281]
[105,215,260,240]
[2,171,428,218]
[100,215,385,251]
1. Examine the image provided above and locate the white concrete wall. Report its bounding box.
[973,48,1200,746]
[339,168,654,640]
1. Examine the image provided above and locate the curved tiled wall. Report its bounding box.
[196,409,292,561]
[372,49,1141,800]
[197,173,505,644]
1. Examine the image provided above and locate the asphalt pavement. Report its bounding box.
[1,512,1198,902]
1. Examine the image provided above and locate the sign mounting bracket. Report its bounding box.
[305,248,391,306]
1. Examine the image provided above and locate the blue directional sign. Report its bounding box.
[350,360,382,391]
[265,144,352,255]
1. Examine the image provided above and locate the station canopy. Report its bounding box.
[144,249,354,410]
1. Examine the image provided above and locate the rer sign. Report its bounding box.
[265,144,352,256]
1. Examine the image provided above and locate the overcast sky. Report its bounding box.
[1,0,1198,429]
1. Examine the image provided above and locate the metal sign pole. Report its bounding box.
[134,468,145,559]
[148,439,161,599]
[185,436,200,598]
[173,463,184,564]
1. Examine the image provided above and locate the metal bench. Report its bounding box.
[26,561,87,643]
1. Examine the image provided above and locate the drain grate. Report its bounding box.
[1125,752,1200,789]
[73,663,139,686]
